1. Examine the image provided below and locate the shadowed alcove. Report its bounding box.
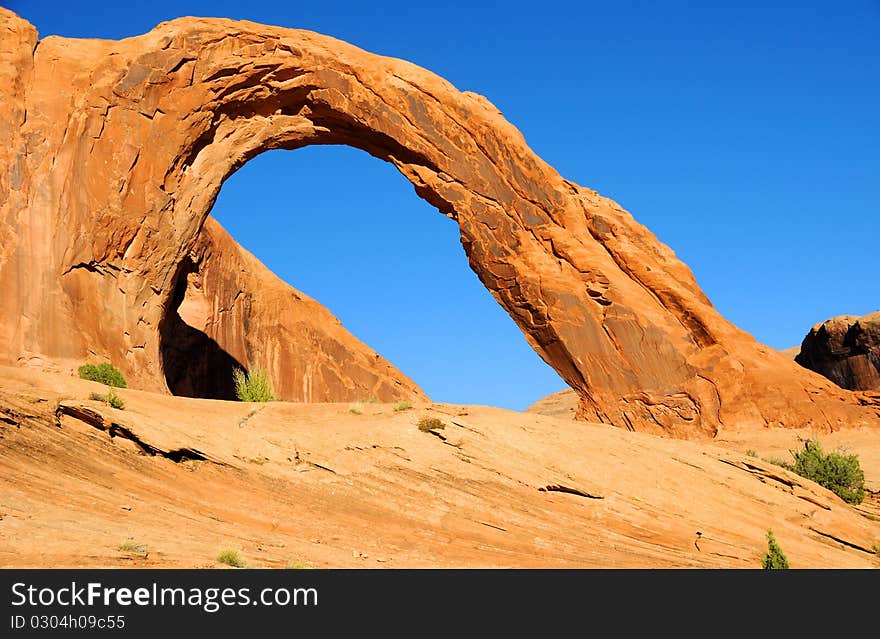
[159,255,245,400]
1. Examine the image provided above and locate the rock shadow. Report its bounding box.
[159,256,244,400]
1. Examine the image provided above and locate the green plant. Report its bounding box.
[349,403,363,415]
[394,401,413,412]
[285,562,312,569]
[232,367,276,402]
[417,417,445,432]
[745,449,757,458]
[78,362,127,388]
[217,549,246,568]
[106,388,125,410]
[89,387,125,410]
[787,439,865,505]
[118,540,147,554]
[762,530,789,569]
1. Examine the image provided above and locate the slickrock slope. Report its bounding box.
[524,389,579,420]
[526,342,823,421]
[162,216,427,401]
[1,9,878,435]
[1,367,879,568]
[796,312,880,392]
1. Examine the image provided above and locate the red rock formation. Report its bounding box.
[161,216,427,401]
[796,312,880,392]
[1,9,877,435]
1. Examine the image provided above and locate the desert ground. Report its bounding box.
[2,366,878,569]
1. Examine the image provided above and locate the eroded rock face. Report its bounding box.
[160,216,427,402]
[1,9,878,435]
[796,312,880,392]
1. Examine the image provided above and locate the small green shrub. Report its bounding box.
[106,388,125,410]
[78,362,127,388]
[745,449,757,458]
[788,440,865,505]
[118,540,147,554]
[349,405,363,415]
[285,562,312,569]
[762,530,789,570]
[89,387,125,410]
[417,417,445,432]
[233,367,276,402]
[394,401,413,412]
[217,549,246,568]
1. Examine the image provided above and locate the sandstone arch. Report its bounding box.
[2,9,877,436]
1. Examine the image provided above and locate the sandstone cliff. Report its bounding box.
[1,9,877,435]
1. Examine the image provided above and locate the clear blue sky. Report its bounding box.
[10,1,879,410]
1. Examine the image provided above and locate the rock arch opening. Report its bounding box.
[158,145,566,408]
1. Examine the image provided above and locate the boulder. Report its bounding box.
[796,312,880,391]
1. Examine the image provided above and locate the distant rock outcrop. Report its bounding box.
[525,389,579,420]
[1,9,877,435]
[796,312,880,392]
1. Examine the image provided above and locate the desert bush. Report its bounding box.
[106,388,125,410]
[118,540,147,554]
[394,401,413,412]
[762,530,789,569]
[349,404,363,415]
[217,549,246,568]
[417,417,445,432]
[232,367,276,402]
[89,387,125,410]
[78,362,127,388]
[787,439,865,505]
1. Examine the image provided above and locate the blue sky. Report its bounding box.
[10,1,879,410]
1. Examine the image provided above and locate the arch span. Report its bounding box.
[1,9,877,436]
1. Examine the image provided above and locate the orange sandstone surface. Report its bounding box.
[1,367,878,568]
